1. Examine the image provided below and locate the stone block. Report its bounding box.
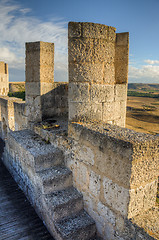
[114,84,127,102]
[68,22,82,38]
[82,22,109,39]
[25,41,54,85]
[69,62,103,84]
[0,62,7,74]
[97,202,116,227]
[102,101,115,121]
[115,46,129,60]
[74,143,95,166]
[25,82,40,97]
[90,102,103,121]
[115,60,129,84]
[68,82,90,102]
[108,26,116,43]
[103,176,129,216]
[69,37,94,63]
[90,84,106,103]
[89,171,101,197]
[116,32,129,46]
[103,62,115,84]
[76,161,90,192]
[128,180,158,218]
[40,82,54,95]
[25,65,40,83]
[115,33,129,84]
[40,65,54,83]
[69,102,91,121]
[114,100,126,120]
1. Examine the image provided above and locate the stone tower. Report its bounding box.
[0,62,9,96]
[25,41,54,126]
[68,22,129,127]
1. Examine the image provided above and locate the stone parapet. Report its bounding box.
[115,32,129,84]
[68,22,116,85]
[68,22,129,126]
[68,121,158,219]
[0,62,9,96]
[25,41,54,125]
[68,82,127,126]
[33,120,159,239]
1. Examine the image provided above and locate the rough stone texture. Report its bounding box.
[0,62,9,96]
[41,82,68,119]
[14,101,27,131]
[0,22,158,240]
[1,129,97,240]
[33,119,159,239]
[132,207,159,240]
[115,32,129,84]
[0,97,25,138]
[68,121,158,218]
[68,22,128,127]
[25,41,54,125]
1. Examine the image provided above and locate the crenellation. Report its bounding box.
[115,32,129,84]
[68,22,128,126]
[0,62,9,96]
[0,21,158,240]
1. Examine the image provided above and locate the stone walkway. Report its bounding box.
[0,160,55,240]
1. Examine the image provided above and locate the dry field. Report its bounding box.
[126,96,159,135]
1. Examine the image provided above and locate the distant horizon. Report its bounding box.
[0,0,159,84]
[8,80,159,85]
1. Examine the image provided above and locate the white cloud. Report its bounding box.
[144,59,159,65]
[0,0,68,82]
[129,61,159,83]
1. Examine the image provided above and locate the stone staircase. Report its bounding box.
[36,163,96,239]
[4,130,98,240]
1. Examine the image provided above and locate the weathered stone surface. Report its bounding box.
[25,41,55,125]
[90,84,114,103]
[43,187,83,221]
[68,22,128,127]
[115,33,129,84]
[0,62,9,96]
[68,82,90,102]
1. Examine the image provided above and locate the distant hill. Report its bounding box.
[128,83,159,91]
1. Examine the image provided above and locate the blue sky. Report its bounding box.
[0,0,159,83]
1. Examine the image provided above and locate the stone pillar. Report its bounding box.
[25,41,54,126]
[0,62,9,96]
[68,22,129,127]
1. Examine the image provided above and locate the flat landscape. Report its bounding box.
[126,83,159,135]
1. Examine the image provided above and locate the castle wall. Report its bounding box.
[0,22,158,240]
[14,102,27,130]
[0,62,9,96]
[68,22,128,127]
[34,122,159,240]
[115,33,129,84]
[25,41,54,125]
[41,82,68,119]
[0,97,27,138]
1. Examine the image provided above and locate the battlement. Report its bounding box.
[68,22,129,126]
[0,62,9,96]
[0,61,8,74]
[0,22,158,240]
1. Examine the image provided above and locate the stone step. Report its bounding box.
[8,130,64,172]
[55,210,96,240]
[43,187,83,222]
[34,147,64,172]
[37,166,72,194]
